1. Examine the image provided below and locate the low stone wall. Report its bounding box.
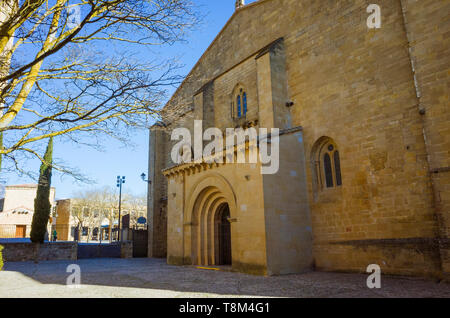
[314,238,443,279]
[1,241,133,263]
[77,241,132,259]
[1,242,77,262]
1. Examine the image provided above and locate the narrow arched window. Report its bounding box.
[232,85,248,119]
[324,153,333,188]
[312,137,343,192]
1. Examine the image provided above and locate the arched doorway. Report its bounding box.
[186,174,237,267]
[215,204,232,265]
[189,187,235,266]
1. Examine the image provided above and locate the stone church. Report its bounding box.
[147,0,449,279]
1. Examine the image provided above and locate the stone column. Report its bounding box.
[255,39,292,131]
[147,125,168,258]
[166,172,185,265]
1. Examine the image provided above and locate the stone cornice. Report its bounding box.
[162,126,303,178]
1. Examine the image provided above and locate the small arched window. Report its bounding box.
[232,86,248,119]
[311,137,343,191]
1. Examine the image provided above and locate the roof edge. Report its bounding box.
[163,0,273,112]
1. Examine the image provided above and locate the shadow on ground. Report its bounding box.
[0,258,449,298]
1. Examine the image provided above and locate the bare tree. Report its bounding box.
[70,192,96,241]
[122,193,146,227]
[0,0,199,178]
[71,187,111,241]
[96,186,118,242]
[71,186,147,241]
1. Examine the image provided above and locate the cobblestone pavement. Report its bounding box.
[0,258,448,298]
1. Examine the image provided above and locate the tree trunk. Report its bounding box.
[33,243,40,264]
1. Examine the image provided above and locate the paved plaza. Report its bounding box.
[0,258,449,298]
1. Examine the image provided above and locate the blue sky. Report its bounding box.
[5,0,258,200]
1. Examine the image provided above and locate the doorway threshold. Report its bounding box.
[195,265,233,272]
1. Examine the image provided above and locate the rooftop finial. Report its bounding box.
[235,0,245,10]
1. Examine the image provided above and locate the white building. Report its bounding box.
[0,184,56,238]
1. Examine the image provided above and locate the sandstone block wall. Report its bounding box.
[165,155,269,275]
[285,0,441,277]
[1,242,77,262]
[400,0,450,280]
[152,0,449,278]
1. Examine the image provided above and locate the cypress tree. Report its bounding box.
[30,138,53,243]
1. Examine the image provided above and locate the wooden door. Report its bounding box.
[15,225,26,238]
[218,207,232,265]
[132,229,148,258]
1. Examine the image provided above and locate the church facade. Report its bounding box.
[147,0,449,278]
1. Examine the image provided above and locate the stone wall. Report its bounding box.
[285,0,441,278]
[262,130,313,275]
[1,242,77,262]
[213,54,259,131]
[399,0,450,281]
[164,150,269,275]
[155,0,449,278]
[1,242,133,263]
[77,242,133,259]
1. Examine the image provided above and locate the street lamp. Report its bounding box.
[140,173,151,184]
[116,176,125,241]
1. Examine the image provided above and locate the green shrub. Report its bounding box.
[0,245,4,271]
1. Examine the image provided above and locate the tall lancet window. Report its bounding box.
[232,85,248,119]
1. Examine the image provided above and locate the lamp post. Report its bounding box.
[140,173,151,184]
[140,173,151,231]
[116,176,125,241]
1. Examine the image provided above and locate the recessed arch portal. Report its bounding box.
[186,174,237,266]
